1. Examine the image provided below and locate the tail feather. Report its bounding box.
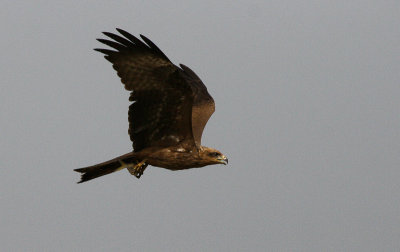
[74,153,138,183]
[74,162,123,183]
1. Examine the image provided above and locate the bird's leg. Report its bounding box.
[126,159,147,179]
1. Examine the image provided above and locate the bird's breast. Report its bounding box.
[140,147,206,170]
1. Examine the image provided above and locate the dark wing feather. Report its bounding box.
[95,29,194,151]
[179,64,215,146]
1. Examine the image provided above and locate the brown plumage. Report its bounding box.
[74,29,228,183]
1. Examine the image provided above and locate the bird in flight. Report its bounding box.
[74,29,228,183]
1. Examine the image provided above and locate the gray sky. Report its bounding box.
[1,1,399,251]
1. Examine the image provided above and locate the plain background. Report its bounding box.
[1,1,399,251]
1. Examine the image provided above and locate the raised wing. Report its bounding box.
[95,29,195,151]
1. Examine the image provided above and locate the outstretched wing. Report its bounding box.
[95,29,195,151]
[179,64,215,147]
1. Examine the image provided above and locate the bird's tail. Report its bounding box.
[74,153,146,183]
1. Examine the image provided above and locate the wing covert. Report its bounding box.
[179,64,215,147]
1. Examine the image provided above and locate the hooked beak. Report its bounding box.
[218,155,228,165]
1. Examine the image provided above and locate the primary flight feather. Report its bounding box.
[74,29,228,183]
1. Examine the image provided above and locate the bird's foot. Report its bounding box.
[127,160,147,179]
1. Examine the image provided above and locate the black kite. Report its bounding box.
[74,29,228,183]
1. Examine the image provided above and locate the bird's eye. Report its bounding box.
[209,152,220,157]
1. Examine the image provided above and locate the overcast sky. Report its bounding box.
[1,1,399,251]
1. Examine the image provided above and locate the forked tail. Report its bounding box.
[74,153,146,183]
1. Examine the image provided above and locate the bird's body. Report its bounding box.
[74,29,227,183]
[130,146,224,170]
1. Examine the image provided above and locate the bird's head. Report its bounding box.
[199,147,228,165]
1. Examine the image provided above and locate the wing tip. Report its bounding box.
[116,27,125,33]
